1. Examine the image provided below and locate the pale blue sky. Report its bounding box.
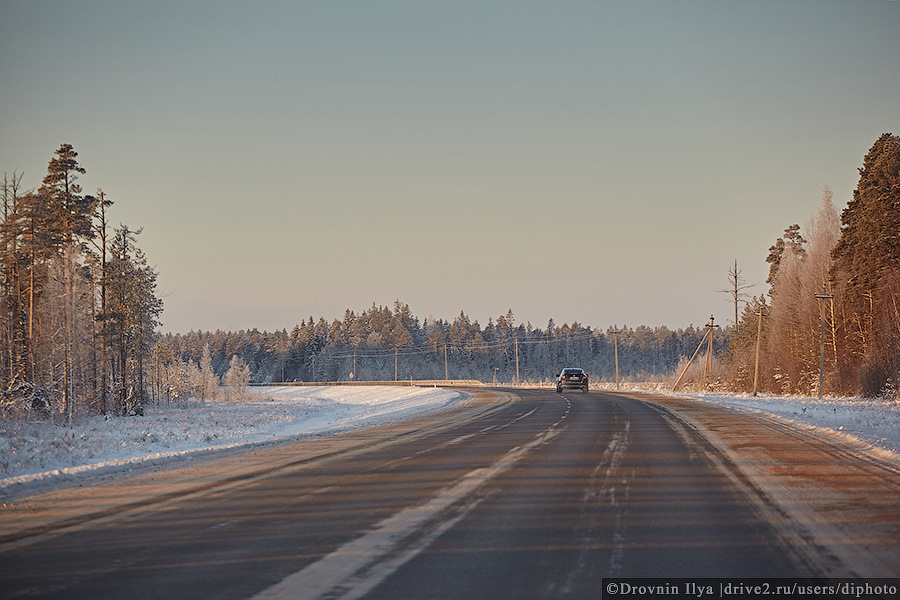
[2,1,898,332]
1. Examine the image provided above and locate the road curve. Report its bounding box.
[0,388,893,599]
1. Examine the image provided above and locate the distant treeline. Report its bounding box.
[156,306,722,390]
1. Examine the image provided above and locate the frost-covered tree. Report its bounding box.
[106,226,162,415]
[222,355,250,402]
[763,188,843,395]
[805,187,841,391]
[197,343,219,402]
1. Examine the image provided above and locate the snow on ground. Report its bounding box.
[671,391,900,459]
[2,383,897,502]
[601,383,900,460]
[0,386,465,497]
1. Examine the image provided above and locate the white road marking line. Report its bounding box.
[413,433,477,457]
[252,424,563,600]
[496,407,538,431]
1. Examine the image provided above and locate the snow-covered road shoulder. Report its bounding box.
[0,386,466,500]
[663,391,900,461]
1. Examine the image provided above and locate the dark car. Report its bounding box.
[556,368,589,393]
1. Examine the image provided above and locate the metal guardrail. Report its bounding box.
[250,380,483,388]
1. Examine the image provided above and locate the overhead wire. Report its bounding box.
[319,330,601,361]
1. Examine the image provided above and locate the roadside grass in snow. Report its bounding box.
[597,381,900,460]
[0,386,463,495]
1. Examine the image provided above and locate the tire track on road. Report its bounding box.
[252,408,565,600]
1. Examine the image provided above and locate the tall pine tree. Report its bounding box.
[832,133,900,295]
[39,144,94,421]
[832,133,900,395]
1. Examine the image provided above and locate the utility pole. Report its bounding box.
[515,337,520,386]
[444,344,448,381]
[394,348,398,382]
[704,315,720,384]
[815,284,834,399]
[613,325,620,390]
[752,304,768,397]
[672,327,711,391]
[733,260,740,334]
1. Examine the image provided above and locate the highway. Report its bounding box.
[1,388,896,599]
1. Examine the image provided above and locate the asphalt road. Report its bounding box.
[0,389,845,599]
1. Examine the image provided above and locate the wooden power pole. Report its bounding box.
[613,326,620,390]
[704,315,720,384]
[514,337,520,386]
[752,305,768,397]
[815,284,834,399]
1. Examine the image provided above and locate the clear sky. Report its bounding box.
[2,1,898,333]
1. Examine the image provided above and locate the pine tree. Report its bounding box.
[39,144,94,421]
[87,189,113,413]
[1,172,27,386]
[106,226,162,414]
[766,224,806,290]
[14,192,53,389]
[831,133,900,395]
[832,133,900,294]
[2,147,166,419]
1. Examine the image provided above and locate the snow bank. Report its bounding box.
[595,382,900,459]
[663,390,900,459]
[0,386,464,494]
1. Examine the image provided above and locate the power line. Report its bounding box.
[320,330,602,361]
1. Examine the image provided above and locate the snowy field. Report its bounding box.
[0,385,465,498]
